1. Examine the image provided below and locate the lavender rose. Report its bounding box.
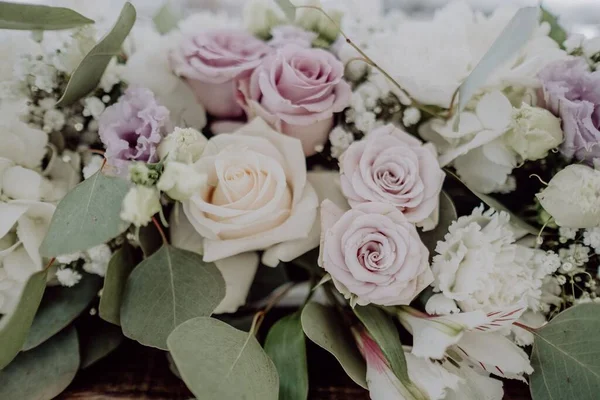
[268,25,317,49]
[238,44,352,156]
[319,200,433,306]
[539,59,600,164]
[169,29,271,118]
[340,125,445,231]
[99,87,170,175]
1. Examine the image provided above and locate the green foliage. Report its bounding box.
[0,327,79,400]
[23,272,102,350]
[419,191,457,256]
[40,171,131,257]
[56,2,136,107]
[275,0,296,21]
[120,245,225,350]
[0,270,47,369]
[0,1,93,30]
[167,317,279,400]
[79,319,123,369]
[152,0,180,34]
[530,303,600,400]
[301,302,367,389]
[99,245,136,325]
[264,312,308,400]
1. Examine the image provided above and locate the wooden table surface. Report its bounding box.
[57,338,530,400]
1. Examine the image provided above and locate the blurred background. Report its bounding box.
[12,0,600,37]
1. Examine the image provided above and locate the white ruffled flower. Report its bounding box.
[56,267,82,287]
[83,244,112,277]
[157,127,207,164]
[120,186,161,227]
[329,126,354,159]
[157,161,207,201]
[425,293,460,315]
[584,228,600,254]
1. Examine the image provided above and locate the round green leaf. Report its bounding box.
[264,312,308,400]
[79,320,123,369]
[23,272,102,350]
[0,326,79,400]
[0,269,47,370]
[301,302,367,389]
[419,191,457,256]
[167,317,279,400]
[40,171,131,257]
[120,245,225,350]
[99,245,136,326]
[530,303,600,400]
[0,2,94,30]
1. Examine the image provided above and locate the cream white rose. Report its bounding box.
[506,103,563,161]
[182,117,319,264]
[537,165,600,228]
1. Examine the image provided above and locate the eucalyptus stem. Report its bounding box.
[251,283,296,336]
[152,216,168,245]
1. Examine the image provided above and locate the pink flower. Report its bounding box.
[169,29,271,118]
[340,125,445,231]
[238,44,352,156]
[319,200,433,306]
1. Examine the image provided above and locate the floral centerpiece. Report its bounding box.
[1,0,600,399]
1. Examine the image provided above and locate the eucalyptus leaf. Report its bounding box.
[264,312,308,400]
[0,326,79,400]
[453,6,540,129]
[153,0,180,34]
[541,7,567,48]
[40,171,130,257]
[247,263,290,303]
[419,191,457,256]
[167,317,279,400]
[139,223,163,258]
[0,269,47,370]
[56,2,136,107]
[120,245,225,350]
[301,302,367,389]
[530,303,600,400]
[23,272,102,350]
[99,244,136,325]
[354,305,426,400]
[0,1,94,30]
[79,320,123,369]
[275,0,296,21]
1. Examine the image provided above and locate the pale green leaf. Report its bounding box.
[0,1,93,30]
[0,326,79,400]
[23,272,102,350]
[354,305,426,400]
[167,317,279,400]
[301,302,367,389]
[264,312,308,400]
[275,0,296,21]
[530,303,600,400]
[79,319,123,369]
[56,2,136,107]
[454,6,540,129]
[0,270,47,370]
[120,245,225,350]
[540,7,567,48]
[419,191,457,256]
[152,0,180,35]
[99,244,136,325]
[40,171,130,257]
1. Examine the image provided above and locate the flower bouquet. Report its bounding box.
[1,0,600,399]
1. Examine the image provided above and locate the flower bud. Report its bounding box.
[157,127,207,164]
[120,186,161,227]
[506,104,563,161]
[157,161,207,201]
[243,0,285,39]
[295,0,341,44]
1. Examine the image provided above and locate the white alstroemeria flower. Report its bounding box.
[443,359,504,400]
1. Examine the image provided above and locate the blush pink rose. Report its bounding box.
[238,44,352,156]
[169,29,272,118]
[340,125,445,231]
[319,200,433,306]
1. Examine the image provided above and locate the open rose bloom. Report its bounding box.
[9,2,600,400]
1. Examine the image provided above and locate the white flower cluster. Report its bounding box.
[55,244,113,287]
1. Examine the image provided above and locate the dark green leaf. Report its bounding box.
[247,263,290,303]
[139,223,163,258]
[120,245,225,350]
[40,171,130,257]
[264,312,308,400]
[530,303,600,400]
[56,2,136,107]
[167,317,279,400]
[79,320,123,369]
[23,272,102,350]
[541,7,567,48]
[275,0,296,21]
[354,305,426,400]
[301,302,367,389]
[419,191,457,256]
[0,1,93,30]
[0,270,47,369]
[99,245,136,325]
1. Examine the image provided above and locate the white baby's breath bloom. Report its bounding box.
[129,163,158,187]
[157,127,207,164]
[120,186,161,227]
[402,107,421,127]
[83,244,112,277]
[43,109,66,132]
[559,244,590,269]
[583,228,600,254]
[559,227,578,242]
[99,58,124,93]
[82,155,104,179]
[83,97,106,120]
[157,161,207,201]
[56,252,83,265]
[329,126,354,159]
[51,26,96,74]
[56,268,82,287]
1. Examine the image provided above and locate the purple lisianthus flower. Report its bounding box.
[268,25,317,49]
[99,87,170,175]
[539,58,600,164]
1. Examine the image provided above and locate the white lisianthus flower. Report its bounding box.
[505,103,563,161]
[157,161,207,201]
[157,127,208,164]
[120,186,161,227]
[537,165,600,228]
